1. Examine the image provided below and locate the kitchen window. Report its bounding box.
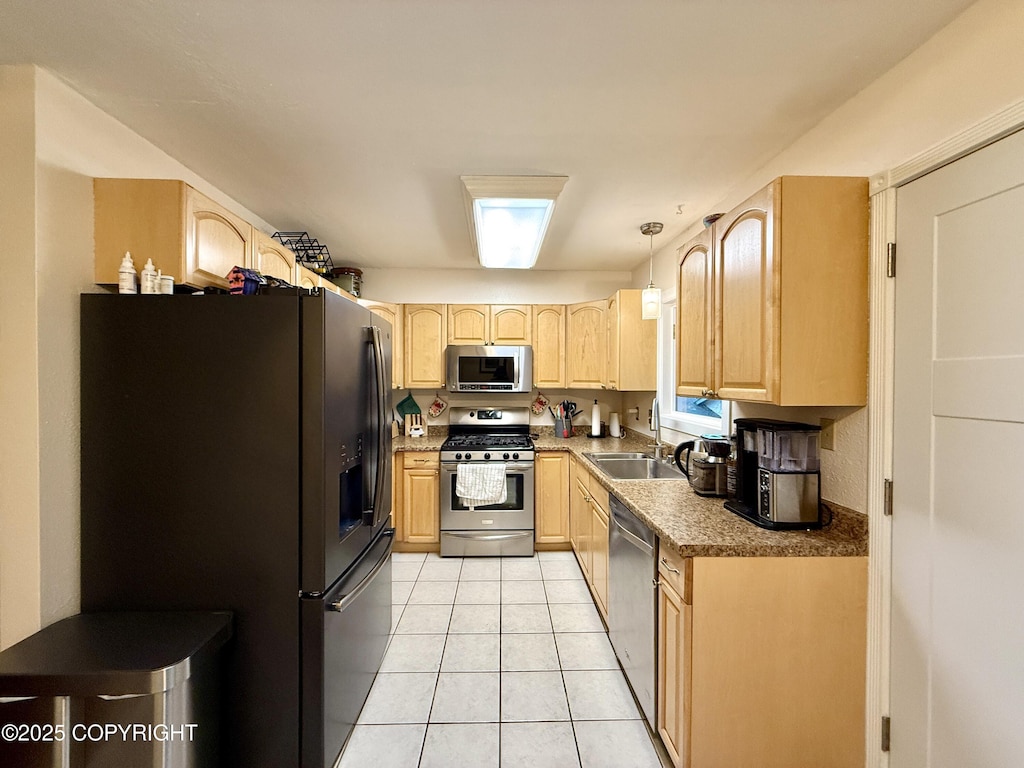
[657,295,731,438]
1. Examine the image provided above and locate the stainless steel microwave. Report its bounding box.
[446,345,533,393]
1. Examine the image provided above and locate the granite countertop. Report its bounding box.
[394,426,868,558]
[393,431,447,452]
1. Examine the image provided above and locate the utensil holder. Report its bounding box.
[555,417,573,438]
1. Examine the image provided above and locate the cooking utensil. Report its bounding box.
[404,413,425,437]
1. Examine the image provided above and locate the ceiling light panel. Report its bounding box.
[461,175,568,269]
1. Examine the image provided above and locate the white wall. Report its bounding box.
[635,0,1024,513]
[403,389,626,433]
[0,67,42,648]
[0,65,282,650]
[360,267,632,305]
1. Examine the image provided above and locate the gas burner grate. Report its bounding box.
[442,434,533,451]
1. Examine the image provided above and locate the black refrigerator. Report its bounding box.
[80,289,393,767]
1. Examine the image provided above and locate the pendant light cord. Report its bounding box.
[648,233,654,286]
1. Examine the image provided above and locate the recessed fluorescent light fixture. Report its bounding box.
[461,175,569,269]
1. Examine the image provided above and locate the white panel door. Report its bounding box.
[892,128,1024,768]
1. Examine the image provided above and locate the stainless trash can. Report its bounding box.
[0,612,232,768]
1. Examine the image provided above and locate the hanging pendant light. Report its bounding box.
[640,221,663,319]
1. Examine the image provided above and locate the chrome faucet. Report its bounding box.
[648,397,665,460]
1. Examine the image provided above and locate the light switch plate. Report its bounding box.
[820,418,836,451]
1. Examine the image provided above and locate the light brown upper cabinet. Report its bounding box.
[252,230,297,283]
[297,265,348,298]
[676,228,714,397]
[359,300,404,389]
[404,304,447,389]
[296,265,320,291]
[95,178,254,290]
[531,305,567,389]
[606,289,657,391]
[447,304,531,345]
[566,300,606,389]
[447,304,489,344]
[679,176,868,406]
[490,305,532,344]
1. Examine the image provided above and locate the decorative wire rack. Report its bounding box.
[272,231,334,274]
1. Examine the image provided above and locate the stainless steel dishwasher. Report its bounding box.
[608,493,657,728]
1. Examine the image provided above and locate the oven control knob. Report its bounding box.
[465,453,472,460]
[512,452,519,460]
[484,453,491,460]
[502,452,510,460]
[455,453,463,461]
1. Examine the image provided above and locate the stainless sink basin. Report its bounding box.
[583,453,687,480]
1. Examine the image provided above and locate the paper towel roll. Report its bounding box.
[609,412,620,437]
[591,400,601,437]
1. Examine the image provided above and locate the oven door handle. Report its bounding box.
[440,462,533,473]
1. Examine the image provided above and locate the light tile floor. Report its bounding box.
[338,551,664,768]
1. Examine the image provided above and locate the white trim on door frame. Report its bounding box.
[864,95,1024,768]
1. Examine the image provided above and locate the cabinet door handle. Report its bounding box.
[660,557,680,574]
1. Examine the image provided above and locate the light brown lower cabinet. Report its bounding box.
[534,452,570,547]
[393,451,440,552]
[588,480,609,619]
[658,546,692,768]
[656,551,868,768]
[569,456,591,581]
[569,458,608,621]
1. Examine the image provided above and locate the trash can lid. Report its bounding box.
[0,611,233,697]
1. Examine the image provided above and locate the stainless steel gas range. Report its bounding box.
[439,407,535,556]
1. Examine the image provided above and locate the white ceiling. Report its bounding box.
[1,0,975,273]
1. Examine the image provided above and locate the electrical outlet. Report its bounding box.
[820,418,836,451]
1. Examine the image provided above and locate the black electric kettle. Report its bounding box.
[673,435,730,497]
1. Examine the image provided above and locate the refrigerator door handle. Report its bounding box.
[327,528,394,613]
[368,325,389,528]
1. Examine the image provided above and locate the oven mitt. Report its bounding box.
[395,393,421,419]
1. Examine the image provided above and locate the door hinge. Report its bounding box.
[884,479,893,516]
[881,715,891,752]
[886,242,897,278]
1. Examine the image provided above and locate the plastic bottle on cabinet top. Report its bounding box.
[118,252,137,294]
[140,258,159,294]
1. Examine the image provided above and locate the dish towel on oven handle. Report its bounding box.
[455,463,508,507]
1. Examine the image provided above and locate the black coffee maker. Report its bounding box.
[726,418,823,530]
